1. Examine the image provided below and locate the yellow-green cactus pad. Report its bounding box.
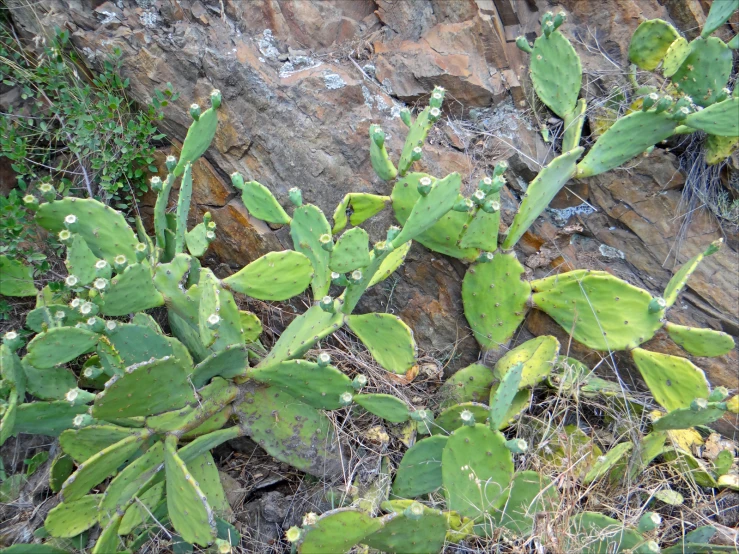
[628,19,680,70]
[665,322,735,357]
[224,250,314,301]
[632,348,710,412]
[347,312,417,374]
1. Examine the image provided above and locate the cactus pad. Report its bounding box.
[432,402,489,434]
[119,481,165,535]
[49,454,75,493]
[329,227,371,273]
[224,250,313,301]
[462,253,530,351]
[13,401,88,436]
[369,125,398,181]
[235,382,342,478]
[25,305,83,333]
[503,147,583,249]
[628,19,679,70]
[290,204,333,297]
[398,108,435,176]
[174,106,218,176]
[489,361,524,430]
[672,37,733,106]
[0,255,36,297]
[101,262,164,316]
[494,336,559,389]
[45,494,102,538]
[298,508,386,554]
[198,269,243,351]
[365,505,447,554]
[259,304,344,367]
[22,361,76,401]
[25,327,99,368]
[65,234,99,286]
[62,431,150,502]
[702,0,739,37]
[576,111,677,177]
[236,180,291,224]
[438,363,495,407]
[632,348,709,411]
[488,386,531,429]
[662,36,690,77]
[60,425,144,463]
[530,29,582,118]
[347,313,417,374]
[92,356,194,419]
[459,195,500,251]
[705,134,739,164]
[391,435,447,497]
[582,441,633,484]
[164,435,217,546]
[250,359,353,410]
[684,97,739,137]
[190,344,249,388]
[188,451,230,515]
[568,512,644,552]
[532,271,663,351]
[107,323,188,367]
[663,240,720,307]
[665,322,735,357]
[368,241,412,287]
[442,424,513,518]
[354,393,411,422]
[185,220,212,257]
[36,198,140,264]
[331,193,390,234]
[491,471,559,536]
[653,403,728,430]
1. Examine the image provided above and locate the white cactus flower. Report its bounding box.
[135,243,147,252]
[474,190,486,200]
[460,410,474,422]
[150,176,162,186]
[206,231,216,240]
[429,107,441,118]
[70,298,81,308]
[73,414,86,427]
[64,214,77,225]
[331,272,341,279]
[485,252,495,261]
[114,255,127,265]
[190,103,200,111]
[87,317,98,326]
[166,155,177,164]
[94,278,107,290]
[106,321,117,331]
[318,352,331,364]
[340,392,353,404]
[321,296,333,305]
[23,194,36,203]
[419,176,432,186]
[80,302,94,315]
[413,146,423,154]
[58,230,72,241]
[95,260,108,269]
[649,93,659,101]
[39,183,54,193]
[207,313,221,326]
[65,275,79,287]
[483,177,492,185]
[680,106,690,115]
[351,270,362,281]
[66,388,79,402]
[4,331,18,341]
[54,311,66,320]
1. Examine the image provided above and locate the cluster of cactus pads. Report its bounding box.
[0,6,737,552]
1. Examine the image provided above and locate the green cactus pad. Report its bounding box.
[62,430,151,502]
[259,304,344,367]
[663,241,720,308]
[702,0,739,38]
[119,481,165,535]
[26,305,83,333]
[101,262,164,317]
[45,494,102,538]
[462,253,530,351]
[398,108,436,176]
[92,356,194,419]
[223,250,313,301]
[370,127,399,181]
[532,271,663,351]
[673,37,733,106]
[49,454,75,493]
[290,204,333,297]
[0,390,18,445]
[442,424,513,518]
[494,336,559,389]
[662,447,718,488]
[502,147,583,249]
[662,36,691,77]
[367,240,411,287]
[36,198,139,264]
[153,254,200,325]
[1,344,25,391]
[106,323,188,368]
[249,359,353,410]
[391,173,476,260]
[568,512,644,552]
[182,406,232,440]
[432,402,489,434]
[188,451,229,515]
[174,106,217,176]
[459,195,500,251]
[329,227,371,273]
[653,402,727,430]
[705,134,739,164]
[190,345,249,388]
[98,440,164,525]
[491,471,559,536]
[582,441,633,484]
[331,193,390,234]
[347,313,417,374]
[13,401,88,436]
[665,322,735,357]
[488,386,531,429]
[354,393,411,422]
[576,111,677,177]
[235,382,342,478]
[185,221,211,257]
[25,327,99,368]
[91,513,122,554]
[164,435,217,546]
[541,424,603,480]
[628,19,680,70]
[22,361,76,401]
[438,363,495,408]
[632,348,710,411]
[60,425,144,463]
[65,234,99,286]
[239,310,263,343]
[684,97,739,137]
[0,255,36,297]
[391,172,467,254]
[365,506,447,554]
[391,435,447,497]
[530,29,582,118]
[298,508,386,554]
[236,180,291,224]
[198,269,243,351]
[489,361,524,430]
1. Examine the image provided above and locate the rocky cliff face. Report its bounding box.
[8,0,737,433]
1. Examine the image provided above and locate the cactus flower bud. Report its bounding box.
[150,176,163,192]
[165,155,177,172]
[288,187,303,207]
[319,233,333,252]
[73,414,93,428]
[386,225,401,242]
[58,230,73,244]
[648,297,666,314]
[493,160,508,177]
[207,313,221,329]
[331,272,349,287]
[285,526,302,543]
[505,438,528,454]
[352,374,368,390]
[373,240,391,255]
[643,92,659,110]
[230,172,245,190]
[215,539,230,554]
[399,107,412,127]
[39,182,56,202]
[429,90,445,109]
[705,238,723,256]
[86,317,104,333]
[79,301,97,316]
[727,395,739,414]
[350,269,363,283]
[453,198,474,212]
[553,10,566,29]
[23,194,39,211]
[65,275,79,287]
[105,320,117,331]
[478,177,493,194]
[472,189,487,206]
[411,146,423,162]
[654,96,673,114]
[95,260,108,270]
[490,175,506,193]
[516,35,533,54]
[477,251,496,263]
[339,392,353,406]
[317,352,331,367]
[70,298,81,309]
[404,502,425,521]
[417,176,433,196]
[63,214,78,231]
[709,386,729,402]
[482,199,500,214]
[113,255,128,273]
[690,397,708,411]
[637,512,662,533]
[370,124,385,146]
[543,19,555,37]
[3,330,23,351]
[428,107,441,121]
[93,278,107,291]
[210,89,222,109]
[190,103,201,120]
[460,410,475,426]
[135,243,148,262]
[319,296,335,313]
[206,230,216,241]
